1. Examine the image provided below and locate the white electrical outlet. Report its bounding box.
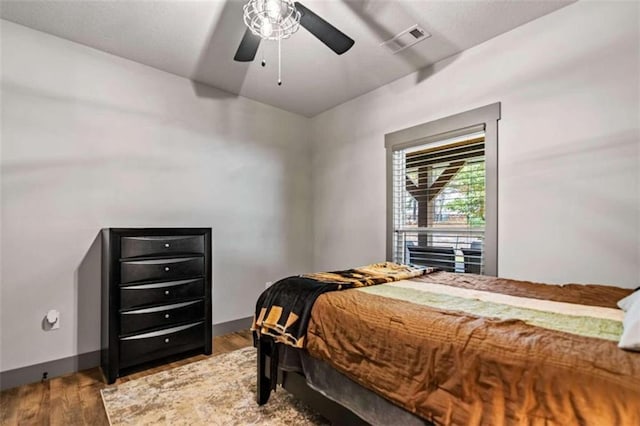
[265,281,273,289]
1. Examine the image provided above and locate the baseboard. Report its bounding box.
[0,350,101,391]
[213,316,252,337]
[0,317,253,391]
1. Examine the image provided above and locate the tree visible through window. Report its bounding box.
[440,162,485,227]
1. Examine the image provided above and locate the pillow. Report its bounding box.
[617,287,640,311]
[618,294,640,351]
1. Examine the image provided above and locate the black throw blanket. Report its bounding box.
[252,262,429,348]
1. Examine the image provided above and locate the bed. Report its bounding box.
[255,269,640,425]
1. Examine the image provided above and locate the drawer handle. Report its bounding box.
[164,267,170,272]
[164,243,170,248]
[165,290,170,296]
[164,338,170,343]
[121,322,202,340]
[165,314,170,319]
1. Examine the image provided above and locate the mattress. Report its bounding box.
[305,272,640,425]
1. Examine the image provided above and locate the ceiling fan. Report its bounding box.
[234,0,354,83]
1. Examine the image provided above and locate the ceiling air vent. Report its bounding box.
[380,25,431,54]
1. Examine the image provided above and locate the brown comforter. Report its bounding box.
[305,272,640,425]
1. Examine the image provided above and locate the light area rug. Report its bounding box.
[101,347,327,425]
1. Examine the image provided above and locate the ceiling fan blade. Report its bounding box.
[234,28,261,62]
[295,2,354,55]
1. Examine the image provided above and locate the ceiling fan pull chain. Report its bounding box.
[277,36,282,86]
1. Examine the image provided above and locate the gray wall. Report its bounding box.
[0,21,312,372]
[310,1,640,288]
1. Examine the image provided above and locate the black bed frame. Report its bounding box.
[256,336,369,425]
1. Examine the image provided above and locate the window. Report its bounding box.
[392,132,486,273]
[385,103,500,275]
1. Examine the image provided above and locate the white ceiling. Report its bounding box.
[0,0,574,117]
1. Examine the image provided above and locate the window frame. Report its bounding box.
[385,103,501,276]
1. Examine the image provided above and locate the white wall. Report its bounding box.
[310,1,640,288]
[0,21,312,371]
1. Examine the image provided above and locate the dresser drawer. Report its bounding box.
[121,235,204,259]
[120,278,204,309]
[120,300,204,335]
[120,257,204,284]
[119,322,205,368]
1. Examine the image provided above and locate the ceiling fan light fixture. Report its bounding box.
[243,0,301,41]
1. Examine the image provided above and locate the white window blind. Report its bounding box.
[392,131,486,274]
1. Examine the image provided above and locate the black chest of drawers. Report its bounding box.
[101,228,212,384]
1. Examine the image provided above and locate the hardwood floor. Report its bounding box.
[0,330,253,426]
